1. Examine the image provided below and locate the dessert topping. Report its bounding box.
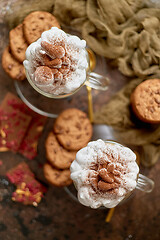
[89,162,121,192]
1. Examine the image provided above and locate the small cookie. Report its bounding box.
[131,79,160,124]
[45,132,76,169]
[54,108,93,151]
[23,11,61,44]
[43,163,72,187]
[9,24,28,63]
[2,46,26,81]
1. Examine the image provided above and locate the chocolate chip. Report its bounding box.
[155,98,160,104]
[16,71,23,80]
[84,126,88,130]
[76,135,81,139]
[155,90,160,94]
[55,172,61,178]
[66,141,71,147]
[55,125,63,133]
[8,64,13,70]
[75,122,81,130]
[17,48,22,53]
[147,106,155,113]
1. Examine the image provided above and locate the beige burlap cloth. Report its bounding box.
[5,0,160,78]
[3,0,160,165]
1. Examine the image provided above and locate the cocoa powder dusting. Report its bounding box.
[88,157,121,193]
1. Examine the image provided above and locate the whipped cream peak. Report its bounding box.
[24,27,88,95]
[41,27,67,45]
[70,139,139,209]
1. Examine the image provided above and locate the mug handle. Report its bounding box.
[136,174,154,193]
[85,72,110,91]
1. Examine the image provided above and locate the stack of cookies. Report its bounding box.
[2,11,60,81]
[44,108,93,187]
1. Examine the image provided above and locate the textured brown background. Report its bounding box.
[0,54,160,240]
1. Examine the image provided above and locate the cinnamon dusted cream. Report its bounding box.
[70,139,139,208]
[23,27,88,95]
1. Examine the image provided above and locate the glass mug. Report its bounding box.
[25,47,110,99]
[65,140,155,208]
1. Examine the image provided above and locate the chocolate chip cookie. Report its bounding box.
[2,46,26,81]
[131,79,160,124]
[43,163,72,187]
[45,132,76,169]
[53,108,93,151]
[9,24,28,63]
[23,11,60,44]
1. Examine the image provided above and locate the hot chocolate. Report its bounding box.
[70,139,139,208]
[23,27,88,95]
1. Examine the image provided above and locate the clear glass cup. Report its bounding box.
[14,25,110,118]
[25,48,110,99]
[65,140,154,208]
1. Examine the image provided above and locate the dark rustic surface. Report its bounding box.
[0,14,160,240]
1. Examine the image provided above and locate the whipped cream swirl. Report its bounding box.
[70,139,139,209]
[24,27,88,95]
